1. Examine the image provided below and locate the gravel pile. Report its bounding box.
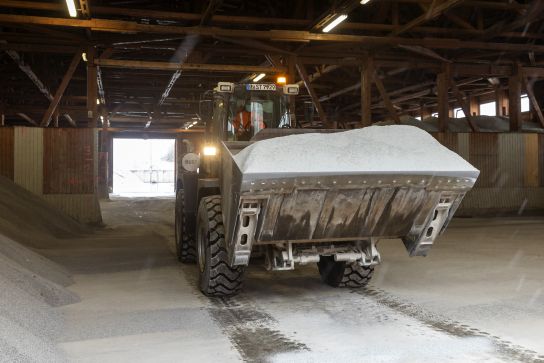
[0,176,86,362]
[378,115,544,133]
[0,176,89,249]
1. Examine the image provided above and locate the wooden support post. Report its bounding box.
[53,110,59,127]
[436,72,449,132]
[508,65,522,131]
[450,81,477,131]
[288,55,297,126]
[87,47,98,128]
[495,87,508,116]
[361,59,372,127]
[420,103,430,120]
[295,61,329,127]
[107,133,113,192]
[370,61,400,124]
[469,95,479,116]
[41,51,81,127]
[524,78,544,128]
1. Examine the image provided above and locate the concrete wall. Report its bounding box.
[2,127,102,224]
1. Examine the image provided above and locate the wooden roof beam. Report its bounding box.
[2,14,544,53]
[390,0,466,36]
[95,59,286,73]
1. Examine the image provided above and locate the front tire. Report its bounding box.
[196,196,244,297]
[317,256,374,288]
[175,189,196,263]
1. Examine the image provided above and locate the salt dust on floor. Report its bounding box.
[54,197,544,363]
[3,191,542,362]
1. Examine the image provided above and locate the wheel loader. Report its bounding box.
[175,81,478,297]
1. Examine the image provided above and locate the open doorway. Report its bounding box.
[112,138,175,197]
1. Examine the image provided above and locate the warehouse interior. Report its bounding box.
[0,0,543,362]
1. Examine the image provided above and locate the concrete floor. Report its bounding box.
[45,197,544,363]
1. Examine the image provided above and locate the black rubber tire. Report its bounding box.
[317,256,374,288]
[196,196,244,297]
[175,189,196,263]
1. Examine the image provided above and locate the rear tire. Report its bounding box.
[317,256,374,288]
[196,196,244,297]
[175,189,196,263]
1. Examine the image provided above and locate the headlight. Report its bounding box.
[203,145,217,156]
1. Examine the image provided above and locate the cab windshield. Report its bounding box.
[226,85,290,141]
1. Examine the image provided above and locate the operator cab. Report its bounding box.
[208,82,298,142]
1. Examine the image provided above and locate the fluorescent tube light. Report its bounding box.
[322,14,347,33]
[65,0,77,17]
[253,73,266,82]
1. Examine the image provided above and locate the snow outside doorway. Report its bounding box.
[113,138,175,197]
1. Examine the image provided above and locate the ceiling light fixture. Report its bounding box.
[253,73,266,82]
[322,14,347,33]
[65,0,77,17]
[360,0,371,5]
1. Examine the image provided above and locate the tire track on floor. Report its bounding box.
[180,265,308,362]
[359,286,544,363]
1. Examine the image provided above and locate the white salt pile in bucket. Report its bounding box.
[234,125,478,175]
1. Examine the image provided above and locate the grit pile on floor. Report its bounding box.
[0,176,84,362]
[234,125,479,175]
[377,115,544,132]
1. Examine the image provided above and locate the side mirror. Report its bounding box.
[216,82,234,93]
[283,84,299,95]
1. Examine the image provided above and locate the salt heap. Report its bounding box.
[234,125,478,175]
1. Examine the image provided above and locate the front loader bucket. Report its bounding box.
[220,141,478,266]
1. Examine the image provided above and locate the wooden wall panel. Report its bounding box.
[469,134,499,188]
[0,128,14,180]
[43,128,94,194]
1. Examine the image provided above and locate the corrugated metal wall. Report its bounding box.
[469,134,499,188]
[43,128,95,194]
[498,133,524,187]
[1,127,102,224]
[0,128,14,180]
[431,132,544,215]
[14,127,43,194]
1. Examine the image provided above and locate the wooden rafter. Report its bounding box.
[200,0,222,26]
[390,0,466,36]
[371,63,400,124]
[524,75,544,128]
[296,62,328,126]
[41,51,81,127]
[16,112,37,125]
[450,82,478,131]
[4,47,76,126]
